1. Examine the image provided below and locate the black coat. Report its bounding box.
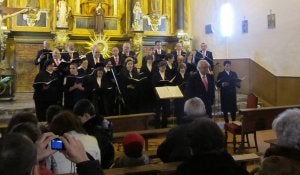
[171,50,186,68]
[86,52,105,70]
[63,75,87,109]
[154,49,167,64]
[34,49,52,71]
[61,51,80,61]
[217,70,238,112]
[119,51,137,65]
[157,124,193,162]
[185,72,215,117]
[82,116,114,169]
[91,74,116,116]
[76,160,104,175]
[176,151,249,175]
[33,70,61,103]
[119,68,140,113]
[255,146,300,175]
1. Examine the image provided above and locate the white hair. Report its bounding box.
[272,108,300,149]
[196,60,210,72]
[184,97,207,118]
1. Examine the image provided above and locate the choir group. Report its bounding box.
[33,40,214,128]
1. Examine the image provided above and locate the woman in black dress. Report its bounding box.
[119,57,139,114]
[64,62,86,110]
[33,59,62,121]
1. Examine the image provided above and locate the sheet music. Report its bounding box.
[155,86,184,99]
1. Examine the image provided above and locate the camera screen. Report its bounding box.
[51,138,64,150]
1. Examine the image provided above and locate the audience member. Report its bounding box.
[48,111,101,174]
[175,118,249,175]
[181,97,208,124]
[8,122,53,175]
[157,97,208,162]
[6,112,38,133]
[253,109,300,175]
[73,99,114,169]
[0,132,104,175]
[0,133,38,175]
[113,132,150,168]
[40,105,63,132]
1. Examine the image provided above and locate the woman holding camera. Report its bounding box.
[48,111,100,174]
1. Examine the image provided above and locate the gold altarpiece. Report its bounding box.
[0,0,191,93]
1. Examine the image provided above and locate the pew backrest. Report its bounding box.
[106,113,155,133]
[239,105,300,133]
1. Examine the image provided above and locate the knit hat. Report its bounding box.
[123,133,145,158]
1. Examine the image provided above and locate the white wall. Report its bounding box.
[190,0,300,77]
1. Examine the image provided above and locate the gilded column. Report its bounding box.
[177,0,184,32]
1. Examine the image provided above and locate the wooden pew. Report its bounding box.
[61,153,260,175]
[104,162,180,175]
[264,139,279,148]
[113,128,170,150]
[237,105,300,152]
[106,113,155,133]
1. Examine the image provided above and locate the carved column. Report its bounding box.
[176,0,184,32]
[131,31,144,68]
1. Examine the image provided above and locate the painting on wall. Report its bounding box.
[267,13,276,29]
[242,19,248,33]
[205,24,213,34]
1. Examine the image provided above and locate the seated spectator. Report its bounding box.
[176,118,249,175]
[73,99,114,169]
[41,105,63,132]
[157,97,208,162]
[0,132,104,175]
[8,122,53,175]
[181,97,208,124]
[254,108,300,175]
[113,133,150,168]
[0,133,37,175]
[48,111,101,174]
[6,112,38,133]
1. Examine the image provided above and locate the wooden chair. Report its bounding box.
[224,93,258,153]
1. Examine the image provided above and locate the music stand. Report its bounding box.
[110,66,125,115]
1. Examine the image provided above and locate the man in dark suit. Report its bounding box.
[154,40,167,64]
[86,45,105,70]
[194,43,214,71]
[120,42,137,66]
[171,42,186,68]
[61,42,80,62]
[110,47,121,66]
[34,40,52,71]
[185,60,215,118]
[217,60,239,123]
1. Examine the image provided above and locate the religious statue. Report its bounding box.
[56,0,71,28]
[132,1,143,31]
[94,3,105,34]
[150,0,161,15]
